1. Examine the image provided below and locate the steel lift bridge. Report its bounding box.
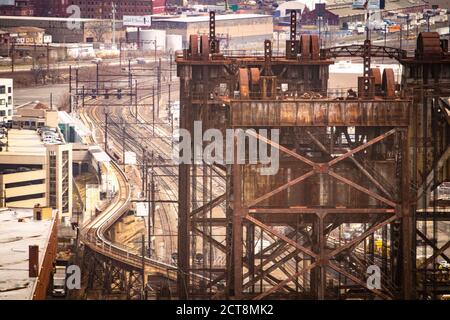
[175,11,450,300]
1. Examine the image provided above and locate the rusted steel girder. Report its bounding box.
[323,44,407,60]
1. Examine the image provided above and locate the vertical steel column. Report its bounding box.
[401,127,415,299]
[177,66,191,299]
[232,156,243,298]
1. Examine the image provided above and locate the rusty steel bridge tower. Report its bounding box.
[175,11,450,300]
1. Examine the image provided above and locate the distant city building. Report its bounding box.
[1,26,51,44]
[0,0,34,16]
[0,16,123,43]
[0,78,13,122]
[151,13,273,49]
[1,0,166,17]
[301,3,339,26]
[70,0,166,19]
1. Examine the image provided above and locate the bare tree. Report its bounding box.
[88,21,111,43]
[57,92,71,112]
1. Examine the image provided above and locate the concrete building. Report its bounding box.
[1,26,51,44]
[0,78,13,122]
[327,0,429,26]
[151,13,274,49]
[0,108,73,220]
[0,15,123,43]
[0,207,58,300]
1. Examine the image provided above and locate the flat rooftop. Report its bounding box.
[0,207,56,300]
[0,129,46,155]
[156,13,272,23]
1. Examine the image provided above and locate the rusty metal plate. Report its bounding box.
[300,35,311,60]
[250,68,260,85]
[310,35,320,60]
[239,68,249,99]
[370,68,382,85]
[417,32,442,58]
[201,34,209,59]
[189,35,199,57]
[382,68,395,98]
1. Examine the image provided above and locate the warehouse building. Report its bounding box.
[151,13,274,49]
[328,0,429,25]
[0,15,123,43]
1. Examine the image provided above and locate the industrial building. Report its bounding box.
[151,13,274,49]
[0,207,58,299]
[0,78,13,122]
[0,26,52,44]
[328,0,429,25]
[0,15,123,43]
[0,107,73,220]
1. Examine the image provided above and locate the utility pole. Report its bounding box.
[122,121,126,171]
[128,59,132,88]
[69,66,72,113]
[96,62,99,96]
[135,79,138,119]
[112,2,117,48]
[141,147,147,195]
[157,58,161,119]
[141,234,145,299]
[10,39,15,73]
[33,40,37,84]
[169,52,173,83]
[82,85,85,109]
[152,85,156,135]
[150,167,155,257]
[33,40,36,71]
[152,85,158,121]
[137,27,141,50]
[148,151,155,258]
[119,40,122,68]
[104,111,109,153]
[46,43,50,76]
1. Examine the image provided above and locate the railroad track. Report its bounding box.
[77,66,216,294]
[79,98,180,280]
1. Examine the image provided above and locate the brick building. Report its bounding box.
[301,3,339,26]
[1,0,166,18]
[0,0,34,16]
[69,0,161,19]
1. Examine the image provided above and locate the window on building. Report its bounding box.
[0,86,5,94]
[7,87,11,94]
[5,179,45,189]
[0,99,5,106]
[6,193,46,203]
[49,154,57,208]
